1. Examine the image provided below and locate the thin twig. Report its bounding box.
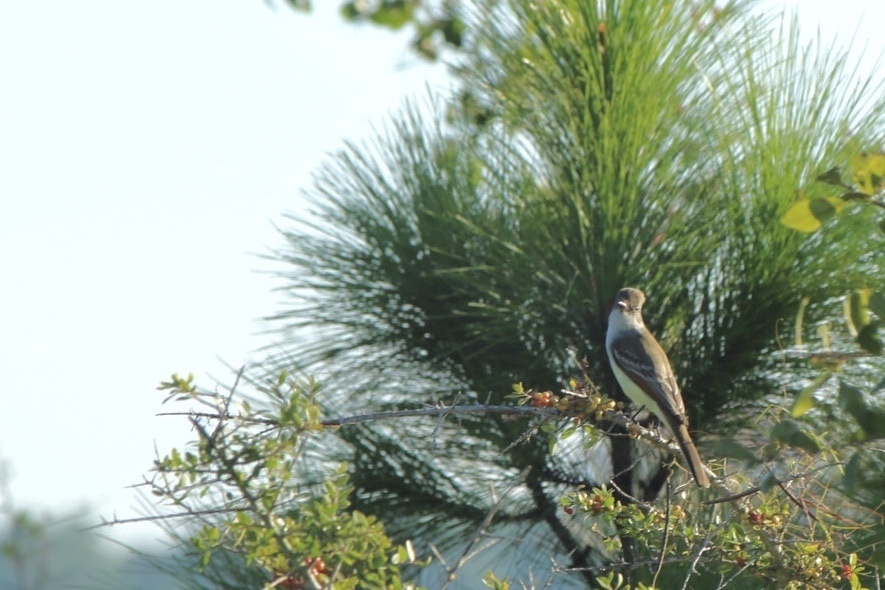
[210,365,244,441]
[652,482,671,588]
[323,404,558,427]
[86,507,247,530]
[156,403,558,427]
[703,462,842,505]
[431,393,463,451]
[438,466,532,590]
[681,530,714,590]
[782,349,875,360]
[563,557,701,575]
[766,463,818,522]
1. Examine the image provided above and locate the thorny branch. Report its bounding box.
[140,384,857,585]
[157,402,558,427]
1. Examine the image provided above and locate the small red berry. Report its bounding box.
[531,391,555,408]
[841,564,852,579]
[736,556,746,567]
[564,506,574,515]
[305,556,329,577]
[276,574,303,589]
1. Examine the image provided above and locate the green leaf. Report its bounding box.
[392,544,408,565]
[770,420,822,453]
[791,372,831,417]
[560,426,577,440]
[538,421,557,434]
[856,322,882,354]
[284,0,311,11]
[850,152,885,195]
[841,451,860,490]
[483,571,511,590]
[815,165,844,186]
[369,0,416,30]
[439,17,465,47]
[840,190,872,202]
[412,31,438,60]
[809,198,845,223]
[815,322,832,352]
[844,288,873,337]
[839,379,867,430]
[839,380,885,440]
[780,197,846,232]
[340,2,360,20]
[708,438,756,462]
[868,291,885,318]
[794,296,810,346]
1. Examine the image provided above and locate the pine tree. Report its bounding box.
[145,1,884,587]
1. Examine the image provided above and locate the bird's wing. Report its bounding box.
[610,331,687,424]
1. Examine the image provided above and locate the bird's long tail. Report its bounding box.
[674,424,711,487]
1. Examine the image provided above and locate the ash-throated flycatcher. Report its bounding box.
[605,287,710,487]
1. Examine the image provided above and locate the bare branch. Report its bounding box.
[681,530,715,590]
[322,403,558,427]
[156,403,557,427]
[652,483,672,588]
[210,365,244,441]
[702,462,843,506]
[86,507,247,530]
[438,466,532,590]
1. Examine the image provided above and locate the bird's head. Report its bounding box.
[614,287,646,316]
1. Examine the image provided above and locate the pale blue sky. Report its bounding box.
[0,0,881,550]
[0,0,449,547]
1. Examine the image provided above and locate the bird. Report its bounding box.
[605,287,710,487]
